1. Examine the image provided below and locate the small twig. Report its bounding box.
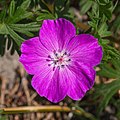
[0,106,96,120]
[30,93,37,101]
[22,77,31,105]
[0,106,70,114]
[9,81,19,96]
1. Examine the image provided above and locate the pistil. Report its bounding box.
[46,51,71,70]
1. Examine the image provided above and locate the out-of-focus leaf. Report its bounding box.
[102,9,112,20]
[96,54,120,112]
[6,25,24,46]
[8,0,15,17]
[0,9,6,22]
[98,23,111,37]
[0,0,40,51]
[0,115,7,120]
[100,39,120,61]
[96,0,109,5]
[99,2,112,20]
[0,23,8,34]
[94,80,120,113]
[112,16,120,34]
[55,0,70,18]
[80,1,93,14]
[97,57,120,78]
[9,22,40,31]
[36,12,55,21]
[9,22,40,37]
[7,0,32,23]
[20,0,31,10]
[7,10,33,24]
[11,27,34,37]
[98,64,117,78]
[55,0,66,7]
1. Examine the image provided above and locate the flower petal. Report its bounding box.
[67,34,103,67]
[19,37,50,75]
[39,18,76,51]
[31,67,68,103]
[66,62,95,100]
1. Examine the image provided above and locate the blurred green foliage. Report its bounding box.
[0,0,40,55]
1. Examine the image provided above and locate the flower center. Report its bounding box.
[46,50,71,71]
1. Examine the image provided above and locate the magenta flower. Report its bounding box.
[19,18,102,103]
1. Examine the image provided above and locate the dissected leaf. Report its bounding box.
[98,57,120,78]
[81,1,93,14]
[94,80,120,113]
[0,23,8,34]
[98,23,111,37]
[20,0,31,10]
[9,22,41,31]
[6,0,32,23]
[6,25,24,46]
[36,12,55,21]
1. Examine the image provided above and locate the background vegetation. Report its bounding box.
[0,0,120,119]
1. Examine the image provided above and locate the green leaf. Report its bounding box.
[6,0,32,24]
[10,27,34,37]
[36,12,55,21]
[7,10,32,24]
[97,57,120,79]
[6,25,24,46]
[0,115,7,120]
[0,23,8,34]
[8,0,15,17]
[99,39,110,45]
[0,9,6,22]
[103,9,112,20]
[93,81,119,108]
[96,80,120,113]
[99,3,112,20]
[112,16,120,34]
[20,0,31,10]
[81,1,93,14]
[0,109,3,114]
[98,23,111,37]
[96,0,110,5]
[116,111,120,119]
[9,22,41,31]
[8,22,40,37]
[98,64,118,78]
